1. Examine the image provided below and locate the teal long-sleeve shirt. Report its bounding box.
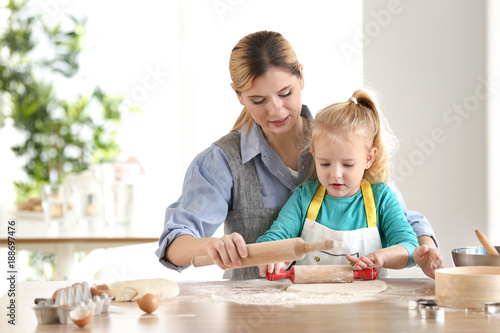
[256,181,419,267]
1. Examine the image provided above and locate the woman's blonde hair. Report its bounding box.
[230,31,301,133]
[310,90,397,183]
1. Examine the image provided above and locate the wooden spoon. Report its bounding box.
[475,230,500,255]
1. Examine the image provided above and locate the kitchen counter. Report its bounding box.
[2,279,499,332]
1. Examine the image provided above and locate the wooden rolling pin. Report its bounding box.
[266,265,379,283]
[191,238,334,269]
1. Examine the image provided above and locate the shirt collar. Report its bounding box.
[240,105,313,164]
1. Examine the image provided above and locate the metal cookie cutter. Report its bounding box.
[485,302,500,314]
[408,298,437,310]
[420,305,444,321]
[409,299,444,321]
[418,300,437,319]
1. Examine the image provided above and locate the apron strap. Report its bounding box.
[361,179,377,228]
[306,180,377,228]
[306,184,326,221]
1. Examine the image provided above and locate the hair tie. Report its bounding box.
[348,97,358,105]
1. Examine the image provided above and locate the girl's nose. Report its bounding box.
[331,168,342,181]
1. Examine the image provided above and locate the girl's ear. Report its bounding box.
[310,145,315,158]
[231,83,245,106]
[365,148,377,169]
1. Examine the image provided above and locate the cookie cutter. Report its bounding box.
[420,305,444,320]
[408,298,436,310]
[418,299,437,309]
[485,302,500,314]
[408,299,443,321]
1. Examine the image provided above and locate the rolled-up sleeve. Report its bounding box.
[155,145,233,272]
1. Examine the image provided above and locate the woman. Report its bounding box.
[155,31,443,279]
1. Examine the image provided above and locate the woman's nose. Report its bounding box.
[268,97,283,116]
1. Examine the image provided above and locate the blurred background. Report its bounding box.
[0,0,498,289]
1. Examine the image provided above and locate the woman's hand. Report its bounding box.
[206,232,248,270]
[346,253,384,270]
[258,262,293,277]
[413,244,445,279]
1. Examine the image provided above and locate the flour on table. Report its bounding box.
[286,280,388,295]
[193,279,387,306]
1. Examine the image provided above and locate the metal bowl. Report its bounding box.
[452,246,500,267]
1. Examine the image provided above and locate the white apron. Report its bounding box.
[298,179,387,277]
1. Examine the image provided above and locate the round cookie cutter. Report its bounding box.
[485,302,500,314]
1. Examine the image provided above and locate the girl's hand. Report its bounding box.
[346,253,384,270]
[206,232,248,270]
[258,262,293,277]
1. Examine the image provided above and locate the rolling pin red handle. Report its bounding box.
[266,267,295,283]
[266,267,379,282]
[353,268,379,280]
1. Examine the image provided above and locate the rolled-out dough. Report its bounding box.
[286,280,388,295]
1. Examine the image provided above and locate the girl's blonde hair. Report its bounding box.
[311,90,397,183]
[230,31,301,133]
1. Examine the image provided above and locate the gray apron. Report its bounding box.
[215,132,280,279]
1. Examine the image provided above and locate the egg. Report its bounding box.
[90,283,110,297]
[52,288,64,300]
[137,293,160,313]
[70,308,93,328]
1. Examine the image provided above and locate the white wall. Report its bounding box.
[363,0,491,276]
[487,0,500,245]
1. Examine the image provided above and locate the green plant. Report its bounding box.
[27,251,56,281]
[0,0,129,202]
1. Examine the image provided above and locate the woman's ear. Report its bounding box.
[298,64,305,90]
[231,83,245,106]
[365,148,377,169]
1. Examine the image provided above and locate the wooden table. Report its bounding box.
[2,279,500,332]
[0,219,158,280]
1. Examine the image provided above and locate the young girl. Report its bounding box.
[256,90,419,277]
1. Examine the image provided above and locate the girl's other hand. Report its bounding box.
[346,252,383,270]
[258,262,292,277]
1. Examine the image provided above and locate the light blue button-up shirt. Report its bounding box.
[155,106,436,272]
